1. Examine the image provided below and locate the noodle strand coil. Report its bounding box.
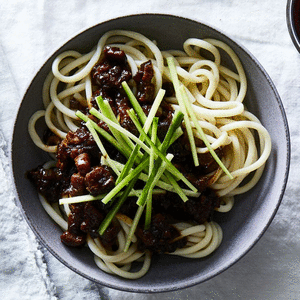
[28,30,271,279]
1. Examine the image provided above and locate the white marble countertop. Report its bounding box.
[1,1,300,299]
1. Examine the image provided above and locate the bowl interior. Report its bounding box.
[11,14,290,292]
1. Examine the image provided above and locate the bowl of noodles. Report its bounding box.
[11,14,290,292]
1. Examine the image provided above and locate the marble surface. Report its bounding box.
[1,0,300,299]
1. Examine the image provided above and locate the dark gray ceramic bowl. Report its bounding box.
[287,0,300,52]
[11,14,290,293]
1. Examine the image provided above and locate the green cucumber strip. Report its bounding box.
[115,144,141,186]
[180,85,233,179]
[127,109,198,192]
[144,192,152,230]
[95,96,135,153]
[166,57,199,166]
[75,111,129,158]
[115,91,163,186]
[124,205,144,252]
[142,89,165,131]
[122,81,147,124]
[136,158,162,207]
[59,189,166,205]
[89,108,152,155]
[169,126,183,145]
[101,157,149,204]
[149,117,158,175]
[107,158,200,198]
[163,171,189,202]
[98,177,138,235]
[166,57,233,179]
[144,153,173,229]
[85,120,120,176]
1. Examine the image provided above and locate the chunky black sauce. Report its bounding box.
[28,46,221,253]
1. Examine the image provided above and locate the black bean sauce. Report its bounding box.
[28,46,222,252]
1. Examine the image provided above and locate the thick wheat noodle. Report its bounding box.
[224,75,238,101]
[117,251,145,264]
[87,235,138,263]
[62,97,80,131]
[230,164,265,195]
[45,102,68,139]
[103,251,151,279]
[126,38,160,59]
[28,110,57,153]
[55,105,70,132]
[183,38,221,65]
[212,132,245,191]
[190,85,244,111]
[85,75,93,107]
[215,196,234,212]
[88,235,151,279]
[108,43,148,61]
[63,115,79,132]
[118,219,137,243]
[196,131,229,153]
[205,39,247,103]
[42,71,54,108]
[179,225,206,237]
[73,92,87,105]
[28,30,272,280]
[50,77,85,119]
[171,222,214,255]
[221,121,271,177]
[179,223,222,258]
[38,194,68,231]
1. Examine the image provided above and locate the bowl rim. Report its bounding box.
[9,13,291,293]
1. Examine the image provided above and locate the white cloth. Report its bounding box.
[1,0,299,299]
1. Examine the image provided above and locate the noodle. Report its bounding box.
[28,30,271,279]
